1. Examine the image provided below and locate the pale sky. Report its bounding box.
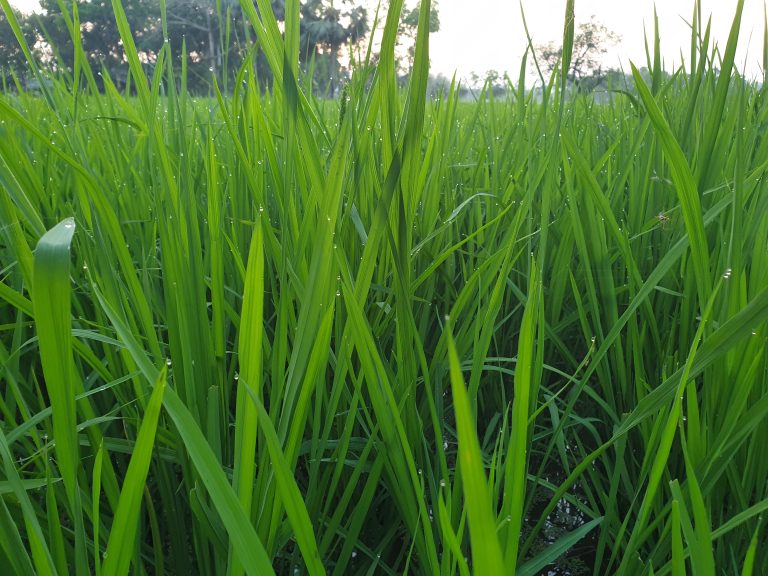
[429,0,764,83]
[9,0,766,82]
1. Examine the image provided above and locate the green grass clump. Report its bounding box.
[1,0,767,573]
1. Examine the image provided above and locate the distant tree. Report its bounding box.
[27,0,272,92]
[162,0,226,85]
[397,1,439,75]
[2,0,377,95]
[298,0,368,96]
[32,0,156,87]
[425,71,450,98]
[536,16,620,89]
[576,66,632,93]
[156,0,286,91]
[467,68,507,96]
[0,7,35,85]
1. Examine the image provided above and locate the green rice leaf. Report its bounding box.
[631,63,711,312]
[741,520,762,576]
[245,389,325,575]
[517,517,602,576]
[94,290,276,576]
[0,427,57,575]
[445,317,506,573]
[102,367,166,576]
[32,218,78,504]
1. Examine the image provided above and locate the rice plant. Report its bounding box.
[0,0,766,574]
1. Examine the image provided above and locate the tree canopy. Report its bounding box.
[298,0,368,95]
[0,0,438,94]
[536,16,620,90]
[397,1,439,74]
[0,5,38,84]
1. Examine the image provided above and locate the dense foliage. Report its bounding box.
[2,0,383,93]
[0,0,766,574]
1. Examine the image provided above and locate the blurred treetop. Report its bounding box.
[1,0,439,95]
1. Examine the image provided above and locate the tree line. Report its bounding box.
[1,0,439,95]
[2,2,633,97]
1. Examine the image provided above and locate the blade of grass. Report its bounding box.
[32,218,78,505]
[244,388,325,575]
[0,496,36,576]
[697,0,745,188]
[740,519,762,576]
[517,517,602,576]
[631,63,711,313]
[445,316,505,573]
[102,367,166,576]
[617,279,721,573]
[671,499,686,576]
[0,427,58,575]
[93,287,276,576]
[681,437,715,576]
[31,217,89,571]
[501,260,542,567]
[230,217,264,569]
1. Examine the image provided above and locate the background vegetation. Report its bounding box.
[0,0,766,574]
[1,0,440,93]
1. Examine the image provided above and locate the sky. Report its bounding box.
[9,0,766,83]
[428,0,764,83]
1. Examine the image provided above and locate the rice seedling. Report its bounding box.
[0,0,767,573]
